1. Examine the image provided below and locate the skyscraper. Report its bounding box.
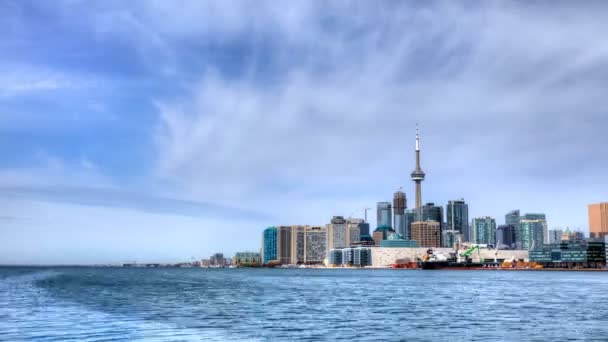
[471,216,497,245]
[589,202,608,239]
[412,221,440,247]
[347,218,368,244]
[404,209,417,240]
[410,125,425,218]
[393,190,407,238]
[262,226,278,264]
[496,224,516,249]
[326,216,347,251]
[290,225,306,264]
[304,226,327,264]
[422,202,443,224]
[447,199,469,241]
[522,213,548,244]
[505,210,521,248]
[277,226,292,265]
[520,219,545,250]
[376,202,392,228]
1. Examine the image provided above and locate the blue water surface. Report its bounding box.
[1,267,607,341]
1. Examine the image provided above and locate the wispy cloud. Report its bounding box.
[1,1,607,263]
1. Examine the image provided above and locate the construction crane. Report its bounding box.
[459,245,483,263]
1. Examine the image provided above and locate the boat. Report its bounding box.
[417,249,484,270]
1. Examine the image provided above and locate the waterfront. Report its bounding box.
[2,268,608,341]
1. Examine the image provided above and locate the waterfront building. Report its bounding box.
[393,190,407,238]
[376,202,392,228]
[342,248,354,266]
[327,216,348,251]
[379,233,419,247]
[447,199,469,241]
[328,249,343,266]
[505,210,521,248]
[210,253,225,267]
[410,125,426,218]
[529,241,606,268]
[589,202,608,239]
[548,229,564,244]
[522,213,548,244]
[234,252,261,266]
[520,219,545,250]
[496,224,516,249]
[471,217,496,245]
[262,226,278,264]
[411,221,441,247]
[353,247,372,266]
[277,226,292,264]
[290,225,306,264]
[329,247,372,267]
[304,226,327,264]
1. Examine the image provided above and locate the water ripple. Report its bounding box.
[1,267,608,341]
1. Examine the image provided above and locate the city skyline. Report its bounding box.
[2,1,608,264]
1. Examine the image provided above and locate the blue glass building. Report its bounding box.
[377,202,392,229]
[263,226,278,264]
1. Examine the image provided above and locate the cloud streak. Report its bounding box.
[1,1,608,263]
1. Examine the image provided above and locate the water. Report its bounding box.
[1,267,607,341]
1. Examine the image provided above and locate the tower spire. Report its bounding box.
[415,124,420,152]
[410,124,426,219]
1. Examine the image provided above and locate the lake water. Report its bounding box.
[1,267,607,341]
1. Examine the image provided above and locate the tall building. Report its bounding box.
[393,191,407,238]
[447,199,469,241]
[523,213,548,244]
[548,229,564,244]
[304,226,327,264]
[277,226,293,264]
[262,226,278,264]
[290,225,306,264]
[505,210,521,248]
[347,218,367,244]
[327,216,347,251]
[421,202,444,246]
[471,217,497,245]
[376,202,392,228]
[589,202,608,239]
[410,125,426,218]
[404,209,417,240]
[520,219,545,250]
[422,202,443,223]
[411,221,440,247]
[496,224,516,249]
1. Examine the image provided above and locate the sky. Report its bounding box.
[1,1,608,264]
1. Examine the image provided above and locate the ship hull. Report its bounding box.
[419,261,485,270]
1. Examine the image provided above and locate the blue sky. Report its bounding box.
[1,1,608,264]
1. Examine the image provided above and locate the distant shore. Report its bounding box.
[2,265,608,272]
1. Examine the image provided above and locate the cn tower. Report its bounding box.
[410,125,425,219]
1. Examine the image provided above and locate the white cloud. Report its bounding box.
[150,1,608,231]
